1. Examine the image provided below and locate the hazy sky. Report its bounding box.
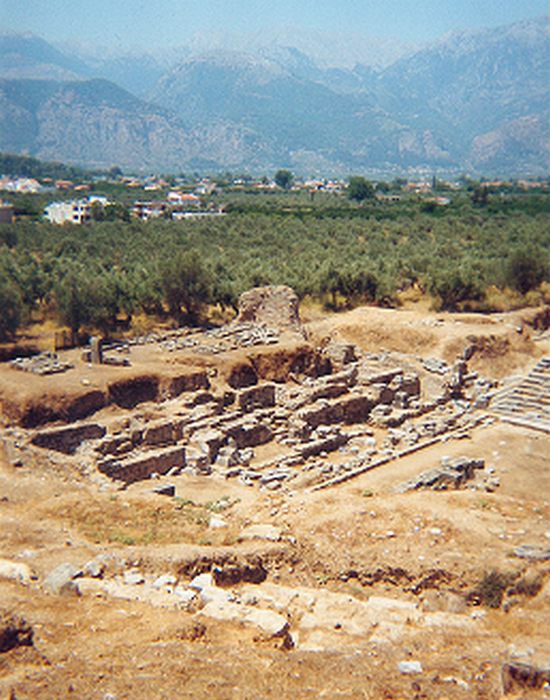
[1,0,547,48]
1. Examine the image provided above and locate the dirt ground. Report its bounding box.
[1,304,549,700]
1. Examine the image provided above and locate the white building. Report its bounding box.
[44,195,110,224]
[44,199,91,224]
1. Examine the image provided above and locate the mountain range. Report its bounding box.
[0,17,548,175]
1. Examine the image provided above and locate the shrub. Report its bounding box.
[160,251,212,325]
[506,246,549,295]
[0,278,24,341]
[428,267,485,311]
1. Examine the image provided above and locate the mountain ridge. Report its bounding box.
[0,16,547,175]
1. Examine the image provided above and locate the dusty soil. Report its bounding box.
[1,305,549,700]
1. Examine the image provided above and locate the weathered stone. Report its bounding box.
[235,285,303,334]
[323,341,357,369]
[401,373,421,397]
[237,383,276,412]
[224,419,273,448]
[190,429,224,463]
[142,419,176,447]
[358,366,402,386]
[99,445,186,484]
[0,610,33,652]
[215,445,240,468]
[226,362,258,389]
[184,446,211,474]
[152,574,177,589]
[44,563,80,596]
[514,545,550,561]
[244,608,289,639]
[153,484,176,497]
[82,559,105,579]
[398,661,423,674]
[123,569,144,585]
[31,422,106,454]
[298,401,344,428]
[296,433,348,459]
[240,525,282,542]
[336,394,375,424]
[0,559,34,585]
[95,434,134,456]
[90,336,103,364]
[260,469,293,486]
[309,381,350,402]
[395,456,485,492]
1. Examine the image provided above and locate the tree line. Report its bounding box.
[0,189,548,343]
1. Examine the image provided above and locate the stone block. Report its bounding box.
[244,608,289,639]
[0,559,34,585]
[237,383,276,412]
[44,563,81,596]
[99,445,186,484]
[31,422,106,454]
[142,419,176,447]
[296,433,348,459]
[298,401,344,428]
[324,341,357,369]
[224,419,273,448]
[95,434,134,456]
[190,429,225,463]
[335,394,374,423]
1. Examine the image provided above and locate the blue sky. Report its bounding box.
[1,0,547,48]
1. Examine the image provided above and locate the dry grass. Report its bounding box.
[38,492,241,547]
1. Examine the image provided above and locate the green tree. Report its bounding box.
[160,251,212,325]
[506,246,548,295]
[428,267,485,311]
[89,200,106,222]
[348,176,375,202]
[471,185,489,206]
[274,169,294,190]
[0,278,23,341]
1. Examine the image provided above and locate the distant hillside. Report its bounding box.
[0,17,547,175]
[0,33,89,81]
[0,78,199,171]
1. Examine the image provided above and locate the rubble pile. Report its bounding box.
[10,353,73,375]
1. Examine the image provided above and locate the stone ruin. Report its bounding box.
[3,286,502,492]
[15,346,498,493]
[235,285,305,337]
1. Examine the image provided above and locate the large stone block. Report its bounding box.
[142,419,177,447]
[99,445,186,483]
[237,383,276,412]
[298,401,344,427]
[336,394,375,424]
[296,433,348,459]
[31,422,106,454]
[224,419,273,448]
[190,429,225,463]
